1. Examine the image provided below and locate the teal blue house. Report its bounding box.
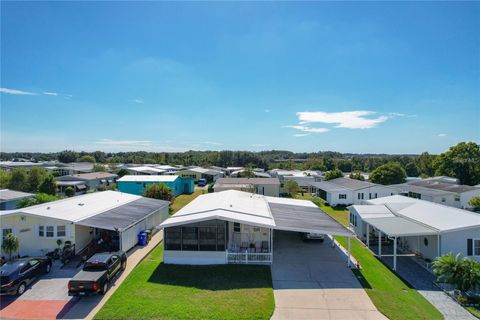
[117,175,194,197]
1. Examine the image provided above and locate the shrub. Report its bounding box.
[65,187,75,197]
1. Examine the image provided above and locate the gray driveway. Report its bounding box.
[271,231,387,320]
[379,251,476,320]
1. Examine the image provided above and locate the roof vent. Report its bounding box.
[46,207,50,210]
[230,204,233,207]
[78,203,84,206]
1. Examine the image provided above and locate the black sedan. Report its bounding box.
[0,257,52,296]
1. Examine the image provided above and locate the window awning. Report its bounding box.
[362,216,439,237]
[77,184,87,190]
[269,203,354,237]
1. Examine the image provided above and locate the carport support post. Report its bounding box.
[378,230,382,257]
[366,223,369,248]
[347,237,351,268]
[393,236,397,271]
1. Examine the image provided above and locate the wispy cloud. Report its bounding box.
[251,143,269,147]
[131,98,144,104]
[264,109,270,113]
[202,141,223,146]
[43,91,58,96]
[388,112,417,118]
[0,87,37,95]
[438,133,447,137]
[95,138,152,147]
[297,111,388,129]
[284,125,329,134]
[294,133,311,137]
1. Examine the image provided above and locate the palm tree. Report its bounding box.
[458,258,480,292]
[432,252,463,285]
[1,233,19,261]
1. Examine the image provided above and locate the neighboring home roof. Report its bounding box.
[365,195,480,233]
[160,190,353,236]
[58,162,94,172]
[214,178,280,187]
[407,180,479,194]
[0,189,34,202]
[183,167,223,176]
[230,170,271,178]
[56,172,117,182]
[310,177,393,192]
[0,161,45,168]
[269,169,322,177]
[117,175,179,182]
[0,191,169,225]
[127,166,166,174]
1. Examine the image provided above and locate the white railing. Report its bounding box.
[226,250,272,265]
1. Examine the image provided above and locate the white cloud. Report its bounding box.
[0,87,37,95]
[43,91,58,96]
[294,133,311,137]
[132,98,144,104]
[251,143,269,147]
[297,111,388,129]
[264,109,270,113]
[284,125,329,133]
[95,139,152,147]
[201,141,223,146]
[438,133,447,137]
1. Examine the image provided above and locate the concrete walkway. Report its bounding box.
[61,230,164,320]
[271,231,387,320]
[378,252,476,320]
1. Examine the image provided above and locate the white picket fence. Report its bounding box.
[226,251,272,265]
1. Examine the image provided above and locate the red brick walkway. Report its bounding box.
[0,299,76,319]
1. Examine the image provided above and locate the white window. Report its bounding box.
[57,225,66,237]
[233,222,241,233]
[454,196,460,202]
[339,194,347,199]
[441,197,446,203]
[357,193,364,200]
[38,225,44,237]
[46,226,55,238]
[474,239,480,256]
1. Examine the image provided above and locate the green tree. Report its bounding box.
[78,155,96,163]
[0,170,11,188]
[1,232,19,261]
[239,166,255,178]
[7,168,29,192]
[39,174,57,195]
[117,169,129,177]
[27,167,46,192]
[17,193,60,208]
[468,196,480,211]
[93,164,107,172]
[65,186,75,197]
[144,183,175,203]
[349,171,365,181]
[405,162,419,177]
[369,163,406,185]
[57,150,78,163]
[433,253,480,292]
[433,142,480,186]
[415,152,436,177]
[93,151,107,163]
[285,180,299,197]
[324,169,343,181]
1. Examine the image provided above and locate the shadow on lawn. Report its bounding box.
[147,263,272,290]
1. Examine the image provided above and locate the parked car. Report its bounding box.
[0,257,52,296]
[68,251,127,296]
[302,233,325,242]
[198,178,207,187]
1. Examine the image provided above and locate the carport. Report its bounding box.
[76,197,170,252]
[268,202,355,266]
[361,216,439,270]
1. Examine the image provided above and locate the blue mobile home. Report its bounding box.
[117,175,194,197]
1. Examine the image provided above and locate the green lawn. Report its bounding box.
[170,190,206,215]
[467,306,480,319]
[296,194,444,320]
[95,245,274,320]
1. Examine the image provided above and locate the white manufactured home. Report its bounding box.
[349,195,480,270]
[310,177,397,206]
[0,191,169,258]
[160,190,353,265]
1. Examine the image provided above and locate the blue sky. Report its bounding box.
[1,2,479,154]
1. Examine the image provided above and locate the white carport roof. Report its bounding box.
[160,190,353,236]
[362,216,438,237]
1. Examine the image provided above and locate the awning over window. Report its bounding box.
[362,216,438,237]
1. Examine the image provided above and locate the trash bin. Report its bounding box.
[143,230,152,243]
[138,232,147,246]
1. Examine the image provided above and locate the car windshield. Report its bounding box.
[83,262,107,271]
[0,262,21,275]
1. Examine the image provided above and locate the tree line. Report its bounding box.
[1,141,479,185]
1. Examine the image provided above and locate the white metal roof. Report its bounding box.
[1,191,141,222]
[366,195,480,233]
[118,175,179,182]
[161,190,275,228]
[362,216,439,237]
[127,166,166,174]
[350,205,395,219]
[0,189,34,201]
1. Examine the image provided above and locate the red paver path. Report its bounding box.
[0,299,76,320]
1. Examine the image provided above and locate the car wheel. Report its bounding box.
[121,261,126,271]
[17,282,26,296]
[45,264,51,273]
[101,281,108,295]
